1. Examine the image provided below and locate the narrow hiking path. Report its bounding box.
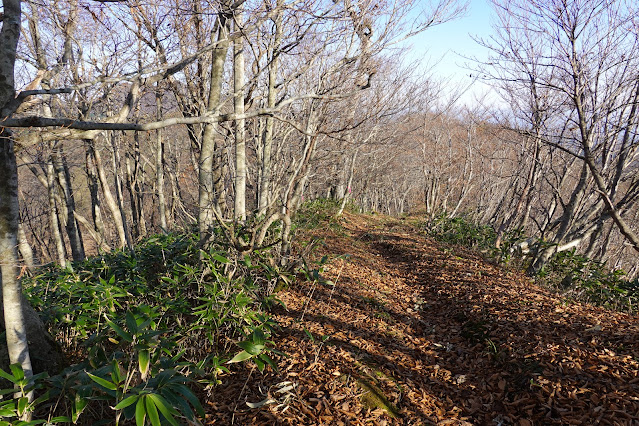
[207,213,639,425]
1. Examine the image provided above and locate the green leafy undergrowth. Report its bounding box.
[293,198,345,231]
[538,250,639,313]
[424,213,523,261]
[16,230,286,424]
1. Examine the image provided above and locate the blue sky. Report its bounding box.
[402,0,498,106]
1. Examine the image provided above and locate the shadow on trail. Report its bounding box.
[362,228,639,424]
[210,223,639,425]
[217,278,444,425]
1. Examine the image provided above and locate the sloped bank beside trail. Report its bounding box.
[207,212,639,425]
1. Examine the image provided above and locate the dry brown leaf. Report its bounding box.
[201,213,639,425]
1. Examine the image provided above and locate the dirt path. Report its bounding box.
[207,213,639,425]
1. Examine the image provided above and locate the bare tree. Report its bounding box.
[0,0,468,402]
[0,0,35,409]
[475,0,639,272]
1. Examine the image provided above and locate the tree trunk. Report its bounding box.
[46,158,68,266]
[495,140,539,248]
[84,140,110,251]
[17,223,36,271]
[337,149,358,217]
[155,88,168,231]
[1,148,62,376]
[0,128,34,404]
[258,2,283,214]
[125,132,146,240]
[52,145,85,261]
[109,134,133,248]
[199,11,231,242]
[584,149,639,254]
[233,10,246,221]
[529,163,590,274]
[0,2,37,402]
[89,136,129,249]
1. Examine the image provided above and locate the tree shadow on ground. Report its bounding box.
[207,222,639,425]
[362,227,639,424]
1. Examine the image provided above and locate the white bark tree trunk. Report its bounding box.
[84,141,111,251]
[199,10,231,242]
[52,146,85,261]
[89,137,129,249]
[233,10,246,221]
[258,2,283,214]
[46,158,67,266]
[155,88,168,231]
[0,131,34,397]
[17,223,35,271]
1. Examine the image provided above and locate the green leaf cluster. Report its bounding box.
[17,230,286,424]
[538,250,639,313]
[293,198,346,231]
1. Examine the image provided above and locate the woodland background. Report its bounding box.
[1,0,639,423]
[7,0,639,278]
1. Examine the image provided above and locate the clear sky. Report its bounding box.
[402,0,499,106]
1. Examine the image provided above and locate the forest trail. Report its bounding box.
[207,212,639,425]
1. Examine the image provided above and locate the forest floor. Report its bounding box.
[204,212,639,425]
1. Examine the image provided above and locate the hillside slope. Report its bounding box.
[207,212,639,425]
